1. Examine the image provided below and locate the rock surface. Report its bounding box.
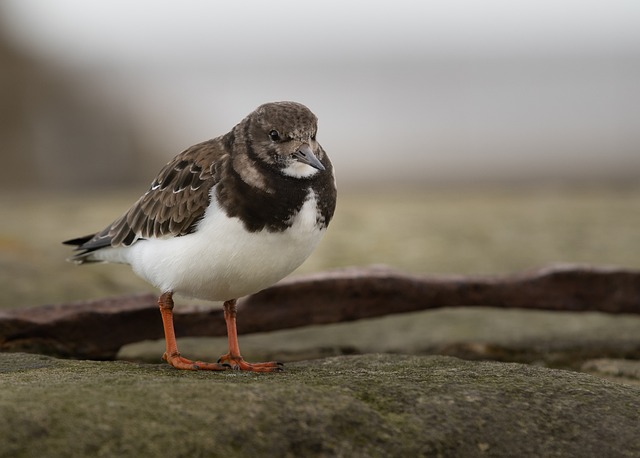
[1,352,638,457]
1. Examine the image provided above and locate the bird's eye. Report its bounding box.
[269,130,280,141]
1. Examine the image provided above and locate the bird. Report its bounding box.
[64,101,337,372]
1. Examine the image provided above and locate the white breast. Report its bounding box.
[124,188,325,301]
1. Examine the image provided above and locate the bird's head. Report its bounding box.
[248,101,327,179]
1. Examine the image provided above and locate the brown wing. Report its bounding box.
[68,139,228,255]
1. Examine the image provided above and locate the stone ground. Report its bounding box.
[1,353,638,458]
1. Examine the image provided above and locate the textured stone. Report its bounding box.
[0,353,638,457]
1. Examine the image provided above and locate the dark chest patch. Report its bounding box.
[214,157,336,233]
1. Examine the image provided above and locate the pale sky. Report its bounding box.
[2,1,639,184]
[3,1,640,63]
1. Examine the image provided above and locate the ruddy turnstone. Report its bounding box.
[64,101,336,372]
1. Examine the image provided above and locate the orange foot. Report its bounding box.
[163,351,229,371]
[218,353,284,372]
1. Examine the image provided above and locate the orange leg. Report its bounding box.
[217,299,283,372]
[158,292,228,371]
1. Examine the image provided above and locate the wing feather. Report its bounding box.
[65,139,228,258]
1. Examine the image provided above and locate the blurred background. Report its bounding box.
[1,1,639,309]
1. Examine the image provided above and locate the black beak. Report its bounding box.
[293,144,325,171]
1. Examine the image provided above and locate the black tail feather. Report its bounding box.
[62,234,96,248]
[63,233,104,264]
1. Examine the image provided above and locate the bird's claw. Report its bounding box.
[217,354,284,372]
[162,351,228,371]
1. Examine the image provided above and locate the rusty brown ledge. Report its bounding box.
[1,264,639,359]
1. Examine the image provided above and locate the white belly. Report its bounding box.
[124,189,325,301]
